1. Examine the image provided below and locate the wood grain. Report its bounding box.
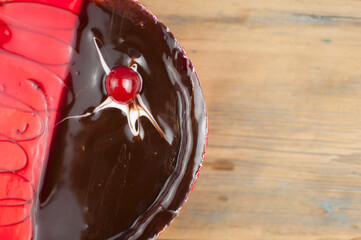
[140,0,361,239]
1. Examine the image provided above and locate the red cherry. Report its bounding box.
[105,66,142,104]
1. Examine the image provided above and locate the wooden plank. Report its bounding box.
[141,0,361,239]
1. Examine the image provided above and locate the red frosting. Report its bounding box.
[2,0,83,13]
[0,1,82,238]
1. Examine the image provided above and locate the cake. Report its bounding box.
[0,0,207,239]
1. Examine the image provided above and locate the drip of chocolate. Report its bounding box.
[34,1,207,239]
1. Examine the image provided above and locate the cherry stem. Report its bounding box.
[129,57,136,67]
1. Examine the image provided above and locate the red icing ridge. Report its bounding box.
[0,1,82,238]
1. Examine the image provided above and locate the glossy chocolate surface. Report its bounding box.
[34,1,207,239]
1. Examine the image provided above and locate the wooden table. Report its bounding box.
[141,0,361,239]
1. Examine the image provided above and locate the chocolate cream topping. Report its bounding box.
[34,1,207,239]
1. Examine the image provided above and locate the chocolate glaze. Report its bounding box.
[34,1,207,239]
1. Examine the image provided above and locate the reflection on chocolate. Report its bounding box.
[34,1,207,239]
